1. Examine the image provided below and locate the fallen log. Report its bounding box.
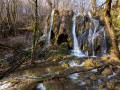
[0,51,29,79]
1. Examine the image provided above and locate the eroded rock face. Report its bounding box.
[46,9,107,54]
[47,9,73,48]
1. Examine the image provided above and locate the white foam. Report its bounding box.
[107,72,117,79]
[91,69,97,72]
[0,81,11,90]
[79,82,86,86]
[69,73,79,80]
[37,83,46,90]
[69,61,85,67]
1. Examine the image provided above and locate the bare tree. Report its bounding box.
[31,0,38,64]
[104,0,120,59]
[11,0,18,36]
[90,0,96,13]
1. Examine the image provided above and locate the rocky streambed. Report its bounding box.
[0,50,120,90]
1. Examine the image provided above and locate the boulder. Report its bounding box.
[83,59,101,67]
[101,67,113,76]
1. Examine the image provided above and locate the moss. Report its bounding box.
[27,24,35,31]
[101,56,110,61]
[44,81,58,90]
[99,84,104,89]
[44,80,63,90]
[111,7,120,29]
[0,60,9,68]
[83,59,101,67]
[46,66,66,73]
[61,62,69,68]
[110,56,119,62]
[24,69,42,77]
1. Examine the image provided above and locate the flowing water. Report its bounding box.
[36,83,46,90]
[79,12,107,56]
[102,31,107,54]
[40,22,48,41]
[47,9,55,44]
[72,15,86,57]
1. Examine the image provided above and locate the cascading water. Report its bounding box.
[79,12,107,56]
[40,22,48,41]
[47,9,55,44]
[37,83,46,90]
[102,30,107,54]
[72,15,86,57]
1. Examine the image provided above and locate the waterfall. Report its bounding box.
[40,22,48,41]
[47,9,55,44]
[102,30,107,54]
[72,15,86,57]
[72,15,79,50]
[86,11,107,56]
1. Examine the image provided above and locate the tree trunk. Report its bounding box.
[31,0,38,64]
[115,0,120,7]
[12,0,17,36]
[104,0,120,59]
[91,0,97,13]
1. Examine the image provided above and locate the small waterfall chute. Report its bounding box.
[78,11,108,56]
[47,9,55,44]
[40,22,48,41]
[72,15,86,57]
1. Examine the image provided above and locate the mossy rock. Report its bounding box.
[61,62,69,68]
[46,66,66,73]
[101,56,110,61]
[44,80,63,90]
[24,69,44,77]
[110,56,120,62]
[17,79,37,90]
[48,51,72,62]
[101,67,113,76]
[49,54,64,62]
[99,84,104,89]
[111,7,120,29]
[83,59,101,67]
